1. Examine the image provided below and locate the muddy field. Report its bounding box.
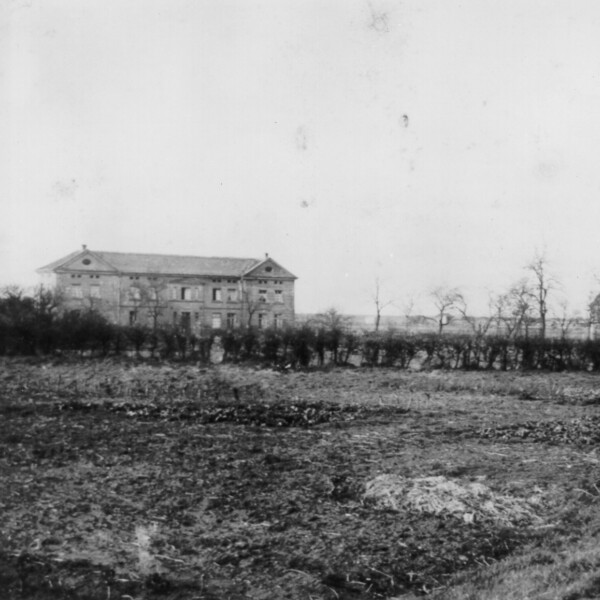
[3,359,600,599]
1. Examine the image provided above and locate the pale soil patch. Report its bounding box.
[364,474,544,526]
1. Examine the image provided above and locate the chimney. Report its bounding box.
[82,244,87,250]
[265,252,269,259]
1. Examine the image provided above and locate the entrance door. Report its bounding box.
[180,312,191,333]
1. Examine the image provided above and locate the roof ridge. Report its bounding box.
[95,250,260,261]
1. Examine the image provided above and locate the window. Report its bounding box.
[70,285,83,298]
[82,258,91,265]
[181,287,192,300]
[212,313,222,329]
[212,288,222,302]
[274,290,283,303]
[258,289,267,303]
[129,311,137,326]
[226,313,237,329]
[258,313,266,329]
[148,288,157,301]
[90,285,101,298]
[170,286,177,300]
[274,314,283,329]
[226,288,238,302]
[129,287,141,301]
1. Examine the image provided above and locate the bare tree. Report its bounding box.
[240,284,261,328]
[124,279,169,329]
[456,292,495,337]
[32,285,64,320]
[314,307,351,331]
[585,273,600,340]
[401,293,416,333]
[556,298,578,340]
[372,278,395,332]
[584,290,600,340]
[525,251,558,340]
[430,286,462,335]
[141,280,169,330]
[493,280,535,339]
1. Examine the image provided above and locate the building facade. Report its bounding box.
[38,247,296,332]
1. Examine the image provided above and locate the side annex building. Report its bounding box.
[37,247,296,332]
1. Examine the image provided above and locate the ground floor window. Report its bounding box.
[258,313,266,329]
[69,285,83,298]
[129,310,137,326]
[212,313,222,329]
[274,314,283,329]
[226,313,237,329]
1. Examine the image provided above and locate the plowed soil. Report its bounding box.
[2,360,600,599]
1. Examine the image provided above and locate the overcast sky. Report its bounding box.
[3,0,600,316]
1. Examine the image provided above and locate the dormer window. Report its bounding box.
[82,258,91,265]
[265,266,272,272]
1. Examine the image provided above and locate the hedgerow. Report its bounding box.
[3,291,600,370]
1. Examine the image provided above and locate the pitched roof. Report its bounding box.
[38,250,271,277]
[37,250,84,273]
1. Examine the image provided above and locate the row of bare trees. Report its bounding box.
[371,252,596,340]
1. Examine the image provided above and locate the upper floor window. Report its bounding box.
[274,290,283,303]
[226,288,238,302]
[212,288,222,302]
[129,287,141,301]
[181,287,192,301]
[258,289,267,303]
[90,285,101,298]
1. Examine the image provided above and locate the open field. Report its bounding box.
[3,360,600,599]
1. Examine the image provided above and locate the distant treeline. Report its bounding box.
[2,292,600,371]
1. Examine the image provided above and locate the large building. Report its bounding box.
[38,247,296,332]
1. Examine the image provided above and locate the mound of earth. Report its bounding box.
[363,474,544,526]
